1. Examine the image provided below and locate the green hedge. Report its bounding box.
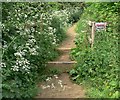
[2,2,83,98]
[70,2,119,98]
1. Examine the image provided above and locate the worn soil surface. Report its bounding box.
[36,73,85,98]
[54,24,77,62]
[59,24,76,49]
[36,24,85,98]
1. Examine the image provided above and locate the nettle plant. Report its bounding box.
[2,2,82,98]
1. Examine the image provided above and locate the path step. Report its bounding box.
[48,61,77,64]
[47,61,77,72]
[57,48,72,51]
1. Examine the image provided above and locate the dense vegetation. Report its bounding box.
[2,2,119,99]
[70,2,119,98]
[1,2,83,98]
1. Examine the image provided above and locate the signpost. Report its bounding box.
[88,21,107,48]
[91,22,95,48]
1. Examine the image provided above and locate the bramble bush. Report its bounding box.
[70,2,119,98]
[1,2,83,98]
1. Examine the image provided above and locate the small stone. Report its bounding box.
[46,77,52,81]
[58,80,62,83]
[63,86,66,91]
[51,83,55,89]
[41,85,47,89]
[54,75,58,79]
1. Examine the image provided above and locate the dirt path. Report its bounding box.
[36,24,85,98]
[36,73,85,98]
[59,24,76,49]
[54,24,77,62]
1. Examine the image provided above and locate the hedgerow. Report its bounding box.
[70,2,119,98]
[1,2,83,98]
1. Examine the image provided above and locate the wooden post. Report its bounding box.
[105,22,107,31]
[88,21,107,48]
[91,22,95,48]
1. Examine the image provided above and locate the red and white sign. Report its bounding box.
[95,22,107,31]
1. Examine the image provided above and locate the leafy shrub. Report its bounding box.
[2,2,83,98]
[69,8,83,23]
[2,3,58,98]
[70,2,119,98]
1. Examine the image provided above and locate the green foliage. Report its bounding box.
[70,2,119,98]
[50,16,66,43]
[2,2,83,98]
[69,8,83,23]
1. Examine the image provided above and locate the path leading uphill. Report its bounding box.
[36,24,85,98]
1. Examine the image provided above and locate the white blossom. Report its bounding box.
[1,62,6,68]
[11,65,19,71]
[25,14,27,18]
[17,18,19,20]
[14,52,22,57]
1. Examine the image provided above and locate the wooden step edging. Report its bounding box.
[48,61,77,64]
[56,48,73,51]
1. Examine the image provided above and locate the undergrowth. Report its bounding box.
[70,2,119,98]
[2,2,84,99]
